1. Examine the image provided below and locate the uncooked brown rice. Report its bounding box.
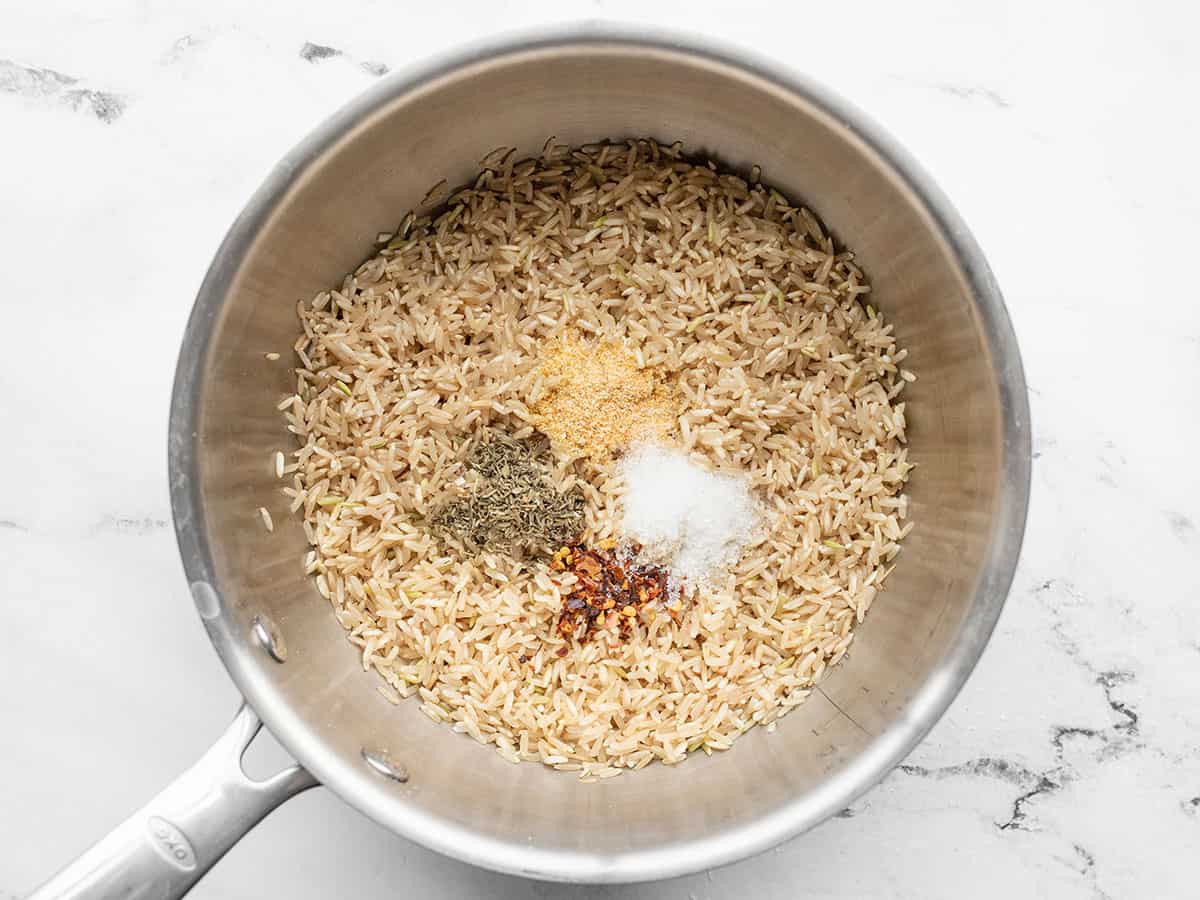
[280,139,914,778]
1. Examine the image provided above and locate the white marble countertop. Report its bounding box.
[2,1,1198,897]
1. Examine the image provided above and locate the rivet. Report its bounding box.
[251,615,287,662]
[362,748,409,783]
[190,581,220,620]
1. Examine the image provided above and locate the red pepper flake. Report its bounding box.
[552,543,677,641]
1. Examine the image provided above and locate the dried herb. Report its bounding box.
[432,433,584,555]
[552,542,678,641]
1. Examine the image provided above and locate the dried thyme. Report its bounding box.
[432,433,585,555]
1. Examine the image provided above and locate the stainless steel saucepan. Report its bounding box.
[31,27,1029,898]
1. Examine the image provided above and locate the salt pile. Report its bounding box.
[619,443,761,593]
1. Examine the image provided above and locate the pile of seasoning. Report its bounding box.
[532,333,679,459]
[552,542,677,641]
[619,442,761,594]
[432,433,584,554]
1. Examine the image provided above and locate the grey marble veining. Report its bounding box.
[0,58,125,122]
[1,1,1198,898]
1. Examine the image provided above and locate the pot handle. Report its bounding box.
[29,704,318,900]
